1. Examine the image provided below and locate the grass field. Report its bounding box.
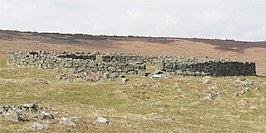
[0,51,7,67]
[0,52,265,132]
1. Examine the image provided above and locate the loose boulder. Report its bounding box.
[122,78,129,84]
[96,116,108,124]
[60,117,76,127]
[2,110,24,122]
[41,111,54,120]
[30,122,48,130]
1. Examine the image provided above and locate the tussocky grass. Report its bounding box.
[0,53,265,132]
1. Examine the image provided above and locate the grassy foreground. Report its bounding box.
[0,52,265,132]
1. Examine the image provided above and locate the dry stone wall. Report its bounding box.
[7,51,147,75]
[156,56,256,76]
[7,51,256,76]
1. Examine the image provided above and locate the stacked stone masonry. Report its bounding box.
[7,51,256,76]
[157,57,256,76]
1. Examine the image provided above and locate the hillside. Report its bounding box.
[0,30,266,132]
[0,30,265,73]
[0,54,266,132]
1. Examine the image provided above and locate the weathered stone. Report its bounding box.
[242,99,250,107]
[203,79,211,84]
[109,73,119,79]
[207,93,217,100]
[41,111,54,120]
[96,117,108,124]
[32,115,39,121]
[22,101,38,112]
[2,110,24,122]
[148,70,166,78]
[30,122,48,130]
[60,117,76,127]
[122,78,129,84]
[0,102,43,122]
[8,51,256,77]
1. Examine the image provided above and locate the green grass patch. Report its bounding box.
[0,51,7,67]
[0,60,265,132]
[0,68,57,80]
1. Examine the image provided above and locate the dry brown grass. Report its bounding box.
[0,67,265,132]
[0,30,265,72]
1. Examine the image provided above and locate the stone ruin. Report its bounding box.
[0,101,53,123]
[156,56,256,76]
[7,51,256,77]
[8,51,148,75]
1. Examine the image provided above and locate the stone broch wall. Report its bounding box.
[7,51,147,75]
[7,51,256,76]
[157,57,256,76]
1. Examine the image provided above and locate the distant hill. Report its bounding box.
[0,29,265,72]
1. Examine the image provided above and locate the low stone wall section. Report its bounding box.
[7,51,256,76]
[7,51,147,74]
[156,56,256,76]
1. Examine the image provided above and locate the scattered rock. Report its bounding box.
[255,87,261,93]
[22,101,38,112]
[240,90,245,95]
[151,74,163,78]
[234,78,253,86]
[122,78,129,84]
[207,93,217,100]
[96,117,108,124]
[41,111,54,120]
[148,70,167,78]
[30,122,48,130]
[2,101,39,113]
[1,101,43,122]
[203,79,211,84]
[143,72,151,77]
[103,72,118,80]
[32,115,39,121]
[233,93,239,97]
[2,110,24,122]
[60,117,76,127]
[242,99,250,107]
[109,72,119,79]
[241,80,253,86]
